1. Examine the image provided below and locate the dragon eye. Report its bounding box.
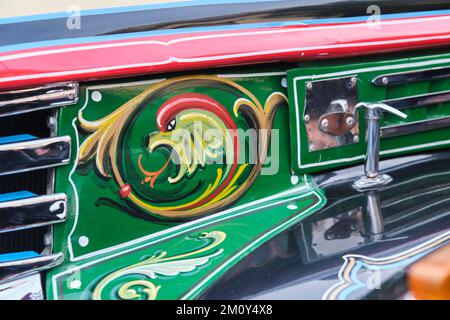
[167,118,176,131]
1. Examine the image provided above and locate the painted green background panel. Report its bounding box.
[53,72,297,259]
[47,187,324,300]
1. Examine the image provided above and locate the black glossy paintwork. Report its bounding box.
[2,0,450,47]
[201,150,450,300]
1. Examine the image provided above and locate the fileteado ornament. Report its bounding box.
[77,76,287,220]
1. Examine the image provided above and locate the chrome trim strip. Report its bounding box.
[382,116,450,138]
[0,193,67,233]
[382,90,450,110]
[372,66,450,86]
[0,82,78,117]
[0,253,64,284]
[0,135,71,176]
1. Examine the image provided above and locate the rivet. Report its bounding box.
[306,82,313,91]
[69,280,82,289]
[281,78,288,88]
[309,145,315,152]
[78,236,89,247]
[382,77,389,85]
[321,119,329,128]
[351,76,357,84]
[91,90,102,102]
[353,135,360,143]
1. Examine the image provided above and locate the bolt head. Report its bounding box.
[309,145,315,152]
[320,119,329,128]
[381,77,389,85]
[303,114,310,123]
[346,116,355,126]
[353,135,359,143]
[306,82,313,90]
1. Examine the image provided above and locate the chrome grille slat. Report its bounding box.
[372,66,450,86]
[0,193,67,234]
[382,90,450,111]
[0,252,64,284]
[0,136,71,176]
[382,116,450,138]
[0,83,75,292]
[0,82,78,117]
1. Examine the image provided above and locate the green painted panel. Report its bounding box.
[288,51,450,173]
[47,184,324,300]
[47,68,329,299]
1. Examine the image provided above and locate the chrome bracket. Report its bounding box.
[304,76,359,151]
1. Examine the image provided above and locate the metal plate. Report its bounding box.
[304,76,359,151]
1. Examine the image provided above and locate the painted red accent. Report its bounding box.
[119,184,132,199]
[1,15,450,89]
[156,93,237,131]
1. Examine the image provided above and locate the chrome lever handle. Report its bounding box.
[353,102,407,191]
[354,102,407,119]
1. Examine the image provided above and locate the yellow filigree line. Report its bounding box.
[92,231,226,300]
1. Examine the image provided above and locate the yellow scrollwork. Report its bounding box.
[92,231,226,300]
[117,280,161,300]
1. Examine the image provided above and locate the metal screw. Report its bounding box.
[346,116,355,127]
[320,119,329,128]
[303,114,310,123]
[306,82,313,91]
[381,77,389,85]
[353,135,359,143]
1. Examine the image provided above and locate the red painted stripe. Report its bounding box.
[1,15,450,89]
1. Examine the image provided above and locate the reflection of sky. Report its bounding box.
[296,235,447,300]
[336,245,442,300]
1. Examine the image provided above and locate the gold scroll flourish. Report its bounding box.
[92,231,226,300]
